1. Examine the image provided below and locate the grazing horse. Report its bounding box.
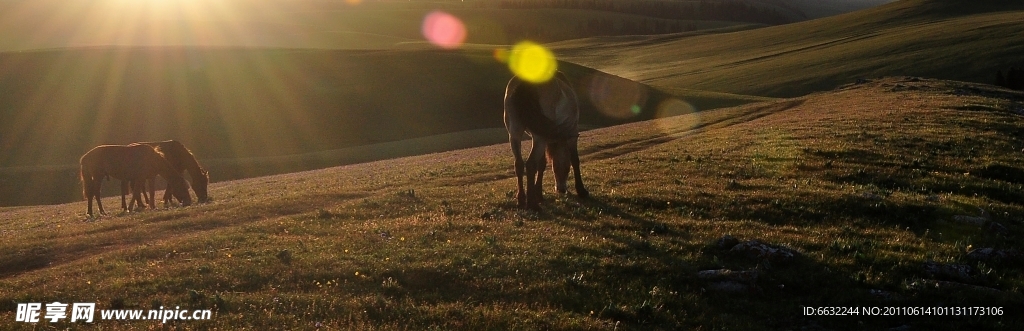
[504,72,589,209]
[79,144,193,216]
[131,140,210,205]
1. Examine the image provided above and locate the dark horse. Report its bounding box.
[504,72,589,209]
[130,140,211,205]
[80,144,193,216]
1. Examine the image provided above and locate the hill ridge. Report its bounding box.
[554,0,1024,97]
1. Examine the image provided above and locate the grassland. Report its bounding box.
[1,1,1022,328]
[0,46,778,207]
[0,0,763,51]
[553,0,1024,97]
[4,0,978,207]
[1,77,1021,329]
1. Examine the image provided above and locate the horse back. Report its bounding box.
[505,74,580,140]
[134,140,185,171]
[81,144,164,180]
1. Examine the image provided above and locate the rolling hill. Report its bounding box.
[774,0,897,19]
[0,0,915,207]
[0,0,778,51]
[0,77,1021,329]
[0,0,1018,208]
[0,46,697,206]
[1,0,1022,329]
[552,0,1024,97]
[0,0,829,207]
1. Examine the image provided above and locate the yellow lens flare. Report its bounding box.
[508,41,557,83]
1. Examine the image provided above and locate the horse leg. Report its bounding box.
[127,180,137,211]
[570,137,589,199]
[510,139,527,208]
[131,180,146,211]
[139,180,149,209]
[161,179,171,207]
[131,180,147,211]
[94,179,106,215]
[536,145,548,202]
[526,139,546,209]
[85,176,96,217]
[120,180,129,212]
[136,179,148,208]
[149,178,158,209]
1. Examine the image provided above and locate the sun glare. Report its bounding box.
[507,41,557,83]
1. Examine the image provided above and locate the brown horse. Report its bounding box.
[504,72,589,209]
[80,144,193,216]
[131,140,210,205]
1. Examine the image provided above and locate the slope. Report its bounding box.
[0,46,698,206]
[0,77,1022,329]
[553,0,1024,97]
[0,0,762,51]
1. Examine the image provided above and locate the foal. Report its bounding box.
[504,72,589,209]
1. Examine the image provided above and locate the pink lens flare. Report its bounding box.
[422,11,467,49]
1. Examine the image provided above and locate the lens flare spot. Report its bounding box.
[585,74,648,119]
[493,48,510,63]
[655,98,700,134]
[422,11,467,49]
[345,0,363,5]
[508,41,557,83]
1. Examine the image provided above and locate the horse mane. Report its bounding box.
[136,141,207,183]
[511,74,577,140]
[139,145,179,180]
[163,140,208,182]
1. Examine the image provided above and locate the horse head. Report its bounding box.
[168,176,193,206]
[195,169,211,203]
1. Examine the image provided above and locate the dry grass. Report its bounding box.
[553,0,1024,97]
[1,77,1022,329]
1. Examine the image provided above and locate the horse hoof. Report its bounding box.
[577,188,590,199]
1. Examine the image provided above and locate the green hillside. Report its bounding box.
[779,0,896,18]
[0,0,929,207]
[553,0,1024,97]
[0,0,764,51]
[1,78,1021,329]
[0,46,707,206]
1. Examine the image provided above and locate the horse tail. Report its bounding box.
[79,164,87,201]
[79,152,96,201]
